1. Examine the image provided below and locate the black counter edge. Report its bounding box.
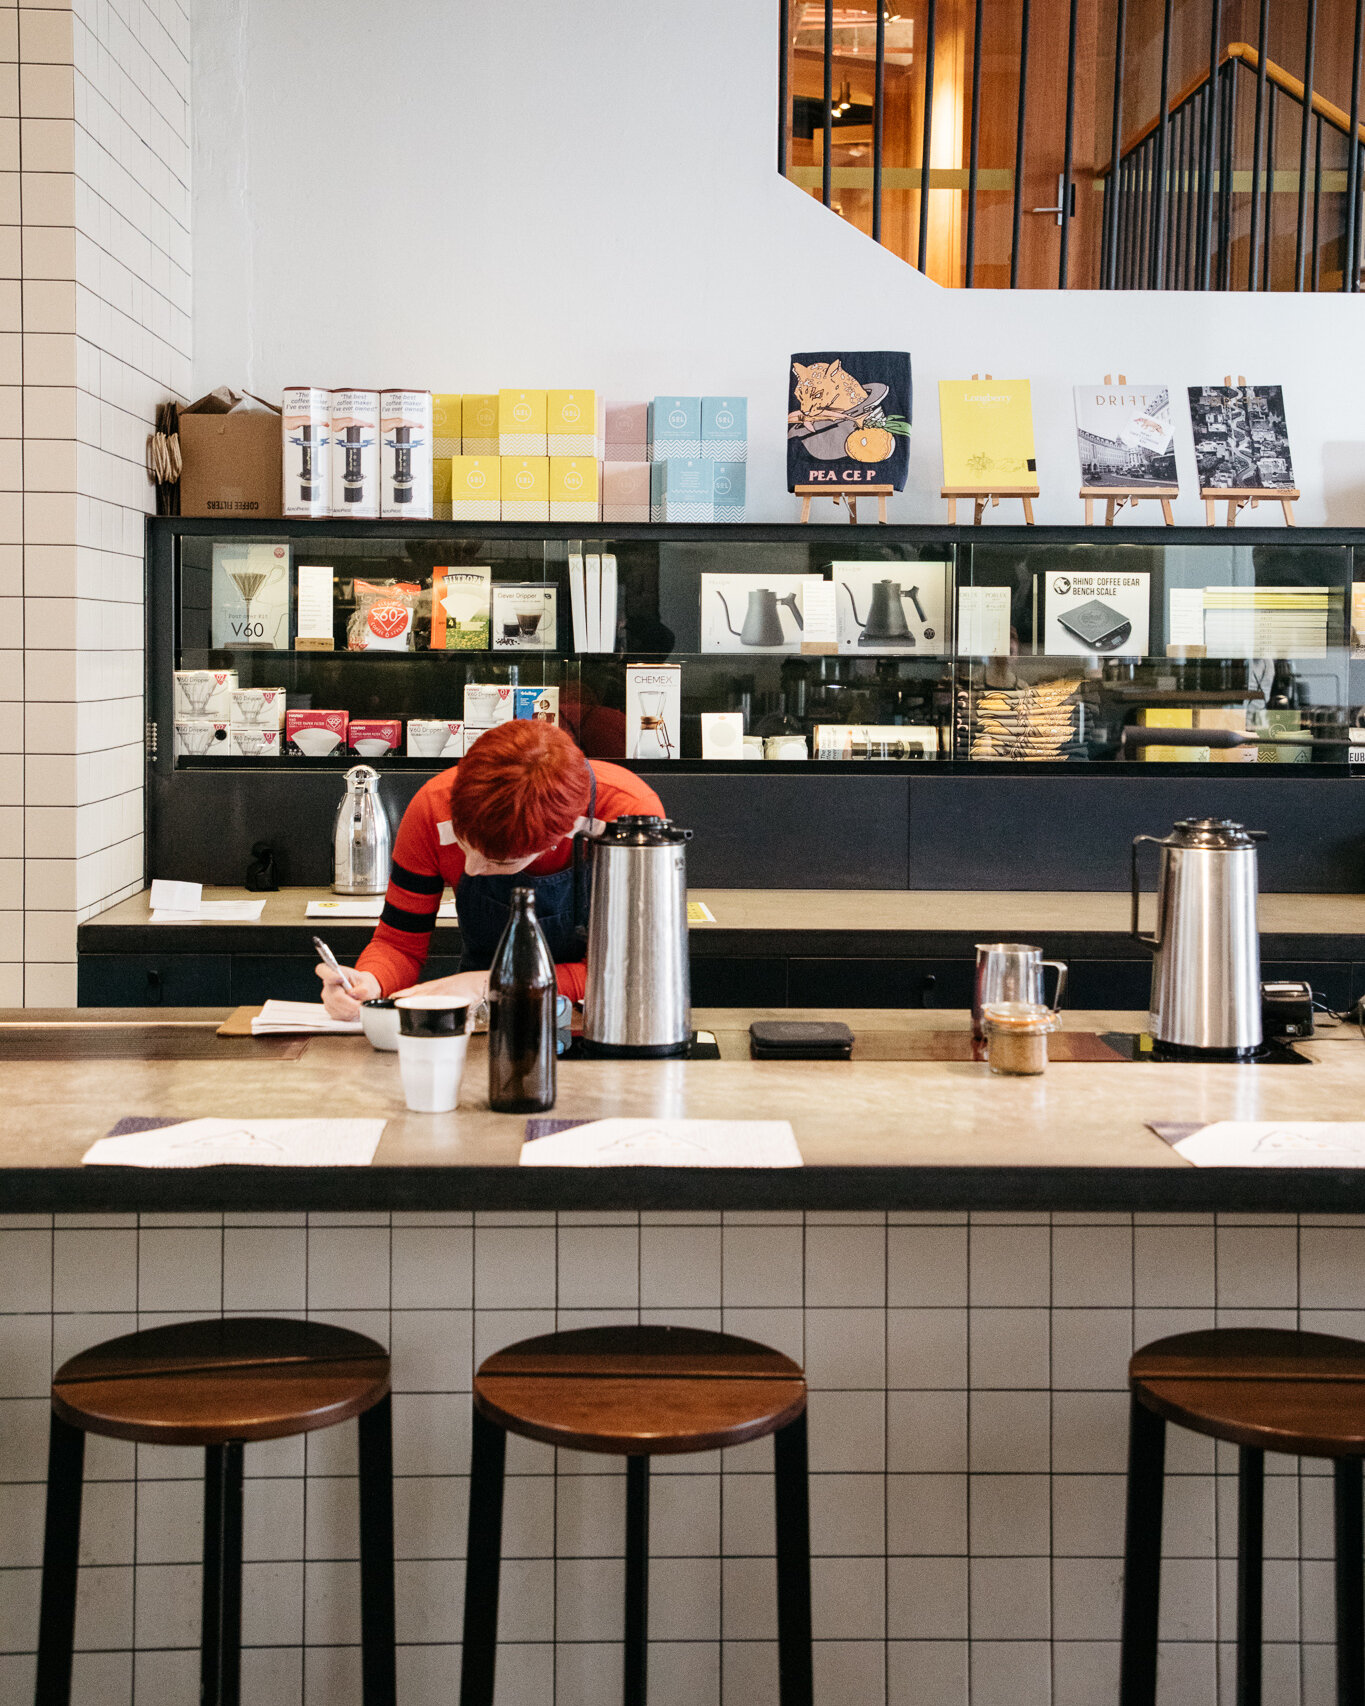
[0,1164,1358,1214]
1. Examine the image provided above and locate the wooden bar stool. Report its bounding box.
[35,1317,396,1706]
[459,1324,812,1706]
[1120,1328,1365,1706]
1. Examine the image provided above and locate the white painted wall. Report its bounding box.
[191,0,1365,526]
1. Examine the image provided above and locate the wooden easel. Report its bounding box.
[1200,374,1300,527]
[941,375,1038,525]
[1080,374,1177,526]
[796,484,892,524]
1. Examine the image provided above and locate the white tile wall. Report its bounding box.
[0,1211,1357,1706]
[10,0,186,1005]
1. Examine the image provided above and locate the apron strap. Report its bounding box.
[571,764,597,950]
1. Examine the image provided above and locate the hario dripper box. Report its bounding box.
[649,397,701,459]
[702,397,747,461]
[462,394,499,456]
[380,390,433,519]
[498,391,547,456]
[650,458,714,522]
[449,457,501,522]
[500,456,550,520]
[329,390,379,519]
[282,386,330,518]
[549,457,599,521]
[547,391,600,456]
[712,460,746,521]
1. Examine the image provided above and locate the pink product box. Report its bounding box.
[605,401,649,464]
[601,462,651,522]
[285,709,349,757]
[349,717,402,757]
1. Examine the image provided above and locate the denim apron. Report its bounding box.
[455,770,596,974]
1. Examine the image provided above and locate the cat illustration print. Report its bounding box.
[786,349,913,492]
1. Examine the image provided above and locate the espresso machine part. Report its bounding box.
[582,816,692,1056]
[1131,817,1264,1057]
[843,580,925,647]
[716,587,804,647]
[332,764,393,895]
[972,943,1068,1038]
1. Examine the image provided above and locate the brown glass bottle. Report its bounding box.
[487,887,557,1113]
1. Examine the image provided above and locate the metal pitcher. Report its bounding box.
[1131,817,1263,1056]
[972,943,1068,1038]
[332,765,392,895]
[582,815,692,1056]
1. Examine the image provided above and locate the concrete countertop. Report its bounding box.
[1,1005,1362,1214]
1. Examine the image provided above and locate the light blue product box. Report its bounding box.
[652,458,714,523]
[648,396,701,460]
[712,460,746,522]
[702,397,747,463]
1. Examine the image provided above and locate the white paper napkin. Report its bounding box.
[83,1117,385,1168]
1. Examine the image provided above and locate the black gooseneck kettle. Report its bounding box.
[844,579,927,647]
[716,587,804,647]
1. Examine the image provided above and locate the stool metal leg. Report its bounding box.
[201,1441,244,1706]
[460,1405,507,1706]
[1119,1393,1167,1706]
[1237,1447,1265,1706]
[624,1455,650,1706]
[358,1395,397,1706]
[34,1411,86,1706]
[1335,1457,1364,1706]
[773,1410,813,1706]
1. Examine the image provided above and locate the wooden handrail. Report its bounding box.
[1102,41,1365,176]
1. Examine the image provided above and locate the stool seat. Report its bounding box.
[1131,1327,1365,1457]
[474,1324,806,1455]
[52,1316,391,1447]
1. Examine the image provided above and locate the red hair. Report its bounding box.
[450,721,592,861]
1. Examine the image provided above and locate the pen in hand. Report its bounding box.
[312,935,355,994]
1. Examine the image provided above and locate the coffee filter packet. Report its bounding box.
[347,580,420,652]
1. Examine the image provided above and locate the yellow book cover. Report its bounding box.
[549,456,600,520]
[938,379,1038,489]
[497,390,547,457]
[449,456,501,521]
[500,455,550,519]
[462,394,498,456]
[547,390,599,456]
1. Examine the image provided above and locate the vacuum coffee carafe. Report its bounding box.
[333,765,393,895]
[844,579,929,648]
[717,587,804,648]
[583,816,692,1056]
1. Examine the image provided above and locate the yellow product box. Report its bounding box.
[432,394,461,519]
[1137,707,1207,763]
[498,390,547,456]
[500,455,550,520]
[549,456,600,522]
[547,390,600,457]
[1194,707,1255,763]
[462,394,499,457]
[449,456,501,522]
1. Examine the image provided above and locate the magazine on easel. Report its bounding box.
[1187,385,1295,490]
[1073,384,1177,488]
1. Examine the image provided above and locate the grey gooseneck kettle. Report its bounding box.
[844,579,928,647]
[716,587,804,647]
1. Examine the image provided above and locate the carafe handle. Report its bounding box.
[1131,834,1163,948]
[1042,959,1068,1014]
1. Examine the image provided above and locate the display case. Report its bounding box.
[147,519,1365,892]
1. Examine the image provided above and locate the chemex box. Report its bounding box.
[605,401,649,463]
[712,460,746,522]
[500,456,549,521]
[549,456,599,521]
[448,456,500,522]
[285,708,348,757]
[514,685,559,725]
[173,668,237,720]
[431,393,462,519]
[329,389,379,519]
[431,565,491,650]
[281,385,330,519]
[492,583,557,651]
[464,684,515,728]
[625,664,681,761]
[462,394,499,456]
[547,391,600,457]
[702,397,747,461]
[408,719,464,760]
[349,718,402,757]
[602,462,650,522]
[650,458,714,522]
[497,390,547,456]
[228,686,286,728]
[649,396,701,459]
[379,389,433,519]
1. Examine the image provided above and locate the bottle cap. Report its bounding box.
[397,994,472,1038]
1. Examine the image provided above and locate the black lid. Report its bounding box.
[397,996,471,1038]
[597,814,693,845]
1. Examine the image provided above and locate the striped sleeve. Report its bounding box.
[356,789,447,994]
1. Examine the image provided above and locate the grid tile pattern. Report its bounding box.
[0,1209,1357,1706]
[8,0,187,1005]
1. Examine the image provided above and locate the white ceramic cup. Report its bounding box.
[396,995,472,1112]
[360,998,401,1051]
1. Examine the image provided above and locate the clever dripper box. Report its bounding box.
[281,386,331,519]
[328,389,379,519]
[547,391,600,457]
[500,456,550,521]
[712,460,746,522]
[650,458,714,522]
[702,397,747,461]
[549,457,599,521]
[379,389,433,519]
[601,462,650,522]
[448,456,501,522]
[492,583,557,651]
[648,397,701,459]
[462,394,499,456]
[431,393,462,519]
[605,401,649,463]
[497,391,547,456]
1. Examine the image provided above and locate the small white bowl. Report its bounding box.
[360,998,401,1051]
[293,727,341,757]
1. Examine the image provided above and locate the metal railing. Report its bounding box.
[779,0,1365,290]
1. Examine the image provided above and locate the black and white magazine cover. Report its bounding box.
[1073,383,1178,489]
[1188,385,1295,490]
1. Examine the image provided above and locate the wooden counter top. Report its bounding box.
[2,1005,1363,1214]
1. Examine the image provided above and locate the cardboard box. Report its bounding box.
[173,668,237,720]
[648,396,701,459]
[514,686,559,724]
[464,684,515,728]
[650,458,714,522]
[432,393,462,519]
[285,709,348,757]
[282,386,331,519]
[626,664,680,760]
[380,390,433,519]
[701,711,744,759]
[432,565,491,650]
[1137,707,1207,762]
[349,717,402,757]
[178,395,282,518]
[329,389,379,519]
[228,726,282,758]
[605,401,649,463]
[547,390,600,457]
[702,396,747,461]
[815,724,939,759]
[1194,706,1256,764]
[408,719,464,760]
[448,455,501,521]
[174,720,230,758]
[462,394,499,456]
[492,582,557,651]
[601,461,650,522]
[500,456,550,520]
[228,686,286,728]
[498,390,547,456]
[712,460,746,522]
[549,456,599,521]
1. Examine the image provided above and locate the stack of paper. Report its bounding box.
[148,879,266,923]
[250,1001,362,1036]
[1165,1121,1365,1168]
[520,1117,803,1167]
[568,551,618,652]
[307,897,456,919]
[1201,588,1331,659]
[83,1116,385,1168]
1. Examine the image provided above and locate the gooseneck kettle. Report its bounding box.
[333,765,393,895]
[844,579,927,647]
[583,815,692,1056]
[1131,817,1264,1057]
[716,587,804,647]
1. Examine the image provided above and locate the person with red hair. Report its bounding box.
[316,720,664,1019]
